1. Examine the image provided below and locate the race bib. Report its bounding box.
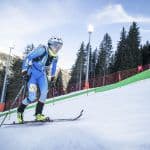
[29,84,37,92]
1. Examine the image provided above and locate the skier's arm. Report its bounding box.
[22,47,46,72]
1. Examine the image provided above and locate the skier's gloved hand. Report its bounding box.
[51,76,55,82]
[22,70,29,82]
[50,76,56,88]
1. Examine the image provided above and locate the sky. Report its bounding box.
[0,0,150,69]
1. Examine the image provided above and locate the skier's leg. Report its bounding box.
[17,76,37,123]
[17,103,27,123]
[22,76,37,105]
[38,73,48,103]
[35,74,48,121]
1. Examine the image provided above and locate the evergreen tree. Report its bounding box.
[23,44,34,58]
[112,23,141,72]
[127,22,141,68]
[95,45,105,76]
[0,67,5,98]
[108,53,115,73]
[67,42,86,91]
[55,69,64,96]
[113,27,128,72]
[6,57,22,103]
[95,33,112,76]
[141,41,150,65]
[90,48,98,78]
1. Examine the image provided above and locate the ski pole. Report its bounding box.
[0,83,25,127]
[51,85,55,105]
[22,79,27,99]
[53,87,56,105]
[8,80,27,120]
[50,80,56,105]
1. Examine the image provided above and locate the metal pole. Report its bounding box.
[79,53,83,90]
[79,65,82,90]
[0,84,25,127]
[0,47,13,103]
[84,32,91,89]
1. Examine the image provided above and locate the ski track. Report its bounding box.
[0,79,150,150]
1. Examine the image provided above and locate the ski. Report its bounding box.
[2,109,84,126]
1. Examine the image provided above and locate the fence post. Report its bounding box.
[118,71,121,81]
[0,103,5,112]
[137,65,143,73]
[103,76,105,86]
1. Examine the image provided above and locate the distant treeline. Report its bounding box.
[67,22,150,89]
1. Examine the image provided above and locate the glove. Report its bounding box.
[22,70,29,81]
[50,76,56,88]
[51,76,55,82]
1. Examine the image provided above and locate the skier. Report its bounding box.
[17,36,63,123]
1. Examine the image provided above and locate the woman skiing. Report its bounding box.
[17,36,63,123]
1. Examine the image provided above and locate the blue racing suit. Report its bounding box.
[22,45,58,105]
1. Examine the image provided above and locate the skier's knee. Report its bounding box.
[28,95,36,103]
[28,85,37,103]
[22,97,35,105]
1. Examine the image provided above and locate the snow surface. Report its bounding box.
[0,79,150,150]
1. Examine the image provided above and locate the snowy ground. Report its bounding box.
[0,79,150,150]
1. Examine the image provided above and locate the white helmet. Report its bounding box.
[48,36,63,56]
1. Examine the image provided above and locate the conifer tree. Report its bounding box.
[23,44,34,58]
[141,41,150,65]
[90,48,98,78]
[0,67,5,98]
[95,33,112,76]
[55,69,64,96]
[113,27,128,71]
[6,57,22,103]
[127,22,141,68]
[67,42,86,90]
[108,53,115,74]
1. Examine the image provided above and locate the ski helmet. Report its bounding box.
[48,36,63,56]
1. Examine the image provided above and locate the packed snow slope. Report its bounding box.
[0,71,150,150]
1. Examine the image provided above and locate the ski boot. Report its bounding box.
[35,114,47,121]
[35,101,48,121]
[17,103,27,123]
[17,112,24,123]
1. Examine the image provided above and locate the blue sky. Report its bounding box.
[0,0,150,69]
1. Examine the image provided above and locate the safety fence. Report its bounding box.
[4,64,150,111]
[64,64,150,93]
